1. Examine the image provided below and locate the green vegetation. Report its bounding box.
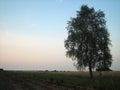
[0,71,120,90]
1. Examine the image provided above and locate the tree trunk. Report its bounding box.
[89,64,93,79]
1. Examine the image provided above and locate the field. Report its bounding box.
[0,71,120,90]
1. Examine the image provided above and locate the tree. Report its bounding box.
[64,5,112,78]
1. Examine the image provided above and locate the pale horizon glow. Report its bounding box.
[0,31,76,71]
[0,0,120,71]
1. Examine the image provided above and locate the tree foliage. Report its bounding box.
[64,5,112,78]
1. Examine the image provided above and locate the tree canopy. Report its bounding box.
[64,5,112,78]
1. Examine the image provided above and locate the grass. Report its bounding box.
[0,71,120,90]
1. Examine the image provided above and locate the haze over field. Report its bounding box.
[0,0,120,71]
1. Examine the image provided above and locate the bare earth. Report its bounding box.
[10,78,94,90]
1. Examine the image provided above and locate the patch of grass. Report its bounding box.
[0,71,14,90]
[0,71,120,90]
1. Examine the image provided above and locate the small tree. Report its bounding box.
[64,5,112,78]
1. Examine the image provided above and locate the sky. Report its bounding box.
[0,0,120,71]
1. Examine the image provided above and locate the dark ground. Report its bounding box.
[0,71,120,90]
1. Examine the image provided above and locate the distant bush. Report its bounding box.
[0,68,4,71]
[45,70,49,72]
[96,67,112,71]
[53,70,58,72]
